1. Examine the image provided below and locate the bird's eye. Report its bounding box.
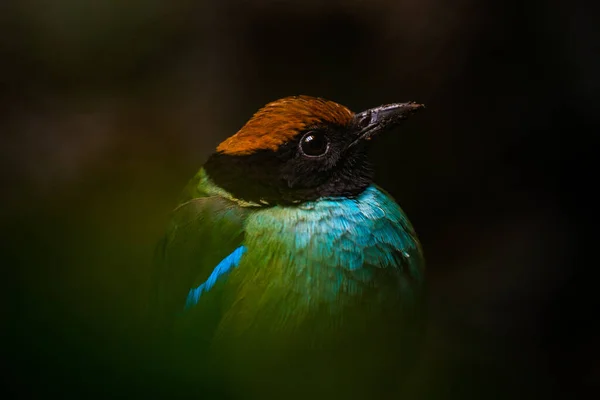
[299,131,329,157]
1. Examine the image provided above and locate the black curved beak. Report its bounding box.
[349,102,424,147]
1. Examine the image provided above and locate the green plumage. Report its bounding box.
[153,168,425,399]
[152,95,427,399]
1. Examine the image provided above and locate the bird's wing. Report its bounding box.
[152,173,250,325]
[149,173,250,394]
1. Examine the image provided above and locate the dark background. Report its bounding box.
[1,0,597,398]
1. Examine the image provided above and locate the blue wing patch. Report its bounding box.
[184,245,247,310]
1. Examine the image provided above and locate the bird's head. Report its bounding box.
[204,95,423,205]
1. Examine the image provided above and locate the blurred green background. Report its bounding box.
[1,0,596,398]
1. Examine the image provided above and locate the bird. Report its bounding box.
[152,95,425,399]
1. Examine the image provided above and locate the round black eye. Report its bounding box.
[299,131,329,157]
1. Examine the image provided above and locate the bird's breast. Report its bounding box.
[218,186,422,330]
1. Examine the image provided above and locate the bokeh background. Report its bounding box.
[1,0,597,398]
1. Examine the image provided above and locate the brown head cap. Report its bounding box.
[216,95,354,156]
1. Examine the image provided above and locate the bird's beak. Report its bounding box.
[349,102,424,147]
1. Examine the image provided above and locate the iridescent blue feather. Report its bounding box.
[185,245,247,309]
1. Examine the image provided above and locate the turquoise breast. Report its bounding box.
[218,185,423,326]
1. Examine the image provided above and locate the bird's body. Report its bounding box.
[153,96,425,399]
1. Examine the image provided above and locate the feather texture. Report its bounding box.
[185,245,247,309]
[155,168,425,399]
[209,184,423,336]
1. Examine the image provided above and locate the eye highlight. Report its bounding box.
[299,131,329,157]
